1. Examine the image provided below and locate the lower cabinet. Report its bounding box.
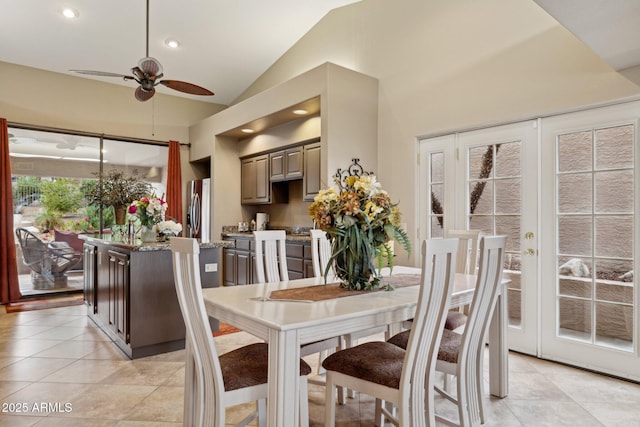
[107,250,130,344]
[87,241,221,359]
[223,236,312,285]
[83,243,97,314]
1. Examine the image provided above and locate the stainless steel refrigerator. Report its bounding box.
[187,178,210,242]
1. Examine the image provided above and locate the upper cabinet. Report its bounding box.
[242,141,320,205]
[303,142,321,201]
[270,146,303,181]
[241,154,270,204]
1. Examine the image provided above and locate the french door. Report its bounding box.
[540,102,640,380]
[419,121,539,355]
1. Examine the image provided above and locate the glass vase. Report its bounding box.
[332,227,380,291]
[140,225,157,243]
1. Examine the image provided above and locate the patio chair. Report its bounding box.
[15,227,82,289]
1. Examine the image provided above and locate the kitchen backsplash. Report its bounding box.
[240,180,315,228]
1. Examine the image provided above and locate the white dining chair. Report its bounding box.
[443,229,481,331]
[253,230,289,283]
[323,238,458,426]
[310,229,336,281]
[387,235,506,427]
[253,230,344,400]
[170,237,312,427]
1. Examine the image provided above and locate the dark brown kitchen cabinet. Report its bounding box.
[303,142,321,201]
[85,239,221,359]
[107,250,130,344]
[241,154,270,204]
[223,236,313,285]
[222,238,254,285]
[270,147,303,181]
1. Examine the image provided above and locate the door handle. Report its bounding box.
[524,248,536,256]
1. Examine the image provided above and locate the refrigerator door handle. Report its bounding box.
[190,193,201,237]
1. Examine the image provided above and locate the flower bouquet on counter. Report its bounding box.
[308,174,411,291]
[157,220,183,240]
[128,195,167,229]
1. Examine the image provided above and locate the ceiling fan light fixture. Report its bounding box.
[165,39,180,49]
[62,8,79,19]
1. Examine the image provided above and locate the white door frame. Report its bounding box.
[540,101,640,380]
[419,120,539,355]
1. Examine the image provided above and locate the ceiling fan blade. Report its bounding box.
[138,57,163,77]
[70,70,135,80]
[135,86,155,102]
[159,80,214,96]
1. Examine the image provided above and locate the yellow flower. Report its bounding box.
[344,175,357,188]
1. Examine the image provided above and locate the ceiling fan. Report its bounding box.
[70,0,214,102]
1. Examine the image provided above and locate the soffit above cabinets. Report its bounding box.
[218,97,320,139]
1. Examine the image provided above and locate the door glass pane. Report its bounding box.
[558,131,592,172]
[468,142,522,327]
[595,170,633,212]
[558,173,592,213]
[595,125,633,169]
[556,125,634,351]
[429,151,444,238]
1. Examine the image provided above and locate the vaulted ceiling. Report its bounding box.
[0,0,359,106]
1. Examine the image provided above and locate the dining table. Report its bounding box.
[187,266,510,427]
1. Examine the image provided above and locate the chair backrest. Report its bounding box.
[445,229,481,275]
[399,238,458,426]
[310,229,335,281]
[15,227,47,270]
[458,235,506,419]
[170,237,224,426]
[253,230,289,283]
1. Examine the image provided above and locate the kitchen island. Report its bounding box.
[80,235,233,359]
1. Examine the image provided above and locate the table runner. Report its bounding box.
[266,274,421,302]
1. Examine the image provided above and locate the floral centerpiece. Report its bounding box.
[128,195,167,237]
[156,220,183,240]
[308,175,411,290]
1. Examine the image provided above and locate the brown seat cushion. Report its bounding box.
[387,329,462,364]
[445,311,468,330]
[321,341,406,389]
[220,343,312,391]
[436,329,462,364]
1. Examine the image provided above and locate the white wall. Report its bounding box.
[236,0,640,263]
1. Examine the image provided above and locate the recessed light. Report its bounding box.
[292,109,308,115]
[241,129,255,134]
[62,8,79,19]
[165,39,180,49]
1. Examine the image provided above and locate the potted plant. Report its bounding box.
[84,170,152,225]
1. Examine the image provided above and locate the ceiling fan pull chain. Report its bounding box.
[146,0,150,58]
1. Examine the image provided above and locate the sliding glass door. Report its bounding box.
[9,126,168,297]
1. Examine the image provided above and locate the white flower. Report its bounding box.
[157,220,182,235]
[354,175,384,197]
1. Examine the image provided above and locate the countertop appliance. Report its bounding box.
[256,213,269,231]
[187,178,211,242]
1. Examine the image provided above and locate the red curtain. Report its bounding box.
[0,118,22,303]
[165,140,183,227]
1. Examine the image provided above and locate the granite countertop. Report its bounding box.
[220,225,312,243]
[79,234,233,252]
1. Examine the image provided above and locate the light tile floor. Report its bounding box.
[1,303,640,426]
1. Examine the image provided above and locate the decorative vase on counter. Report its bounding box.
[140,226,157,243]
